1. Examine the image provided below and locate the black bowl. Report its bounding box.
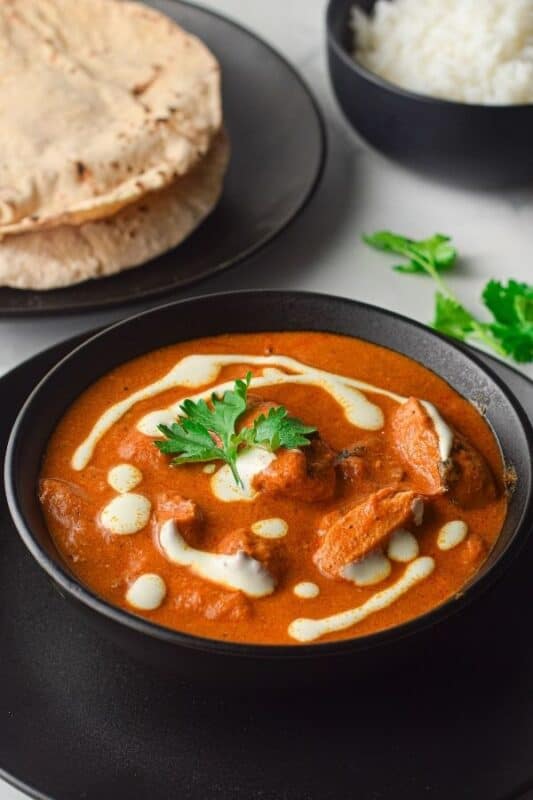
[327,0,533,187]
[5,291,533,687]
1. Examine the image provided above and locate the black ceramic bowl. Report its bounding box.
[327,0,533,187]
[5,291,533,687]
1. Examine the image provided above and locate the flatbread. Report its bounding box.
[0,132,229,290]
[0,0,221,237]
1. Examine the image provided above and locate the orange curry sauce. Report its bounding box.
[39,332,507,644]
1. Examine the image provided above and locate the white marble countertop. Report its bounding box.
[1,1,532,798]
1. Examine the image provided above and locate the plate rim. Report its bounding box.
[0,0,327,317]
[0,770,50,800]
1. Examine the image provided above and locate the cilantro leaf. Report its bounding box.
[251,406,316,450]
[158,372,251,486]
[363,228,533,363]
[179,372,250,445]
[154,374,316,486]
[432,292,506,356]
[363,231,457,278]
[482,281,533,362]
[489,323,533,363]
[155,421,224,462]
[432,292,476,341]
[483,280,533,325]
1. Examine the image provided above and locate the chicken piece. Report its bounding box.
[240,396,336,502]
[390,398,495,506]
[390,398,446,494]
[39,479,92,536]
[39,478,99,558]
[447,434,496,507]
[335,441,406,486]
[336,446,366,483]
[314,487,424,578]
[174,585,252,622]
[252,438,336,503]
[154,492,203,545]
[202,592,252,621]
[217,528,286,580]
[117,428,166,470]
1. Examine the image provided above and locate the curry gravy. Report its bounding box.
[39,332,507,644]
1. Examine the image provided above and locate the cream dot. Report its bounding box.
[251,518,288,539]
[203,463,216,474]
[342,551,392,586]
[100,493,151,535]
[388,529,419,562]
[107,463,143,493]
[438,520,468,551]
[293,581,320,599]
[126,573,166,610]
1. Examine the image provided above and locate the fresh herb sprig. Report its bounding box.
[363,230,533,363]
[362,231,457,282]
[154,372,316,486]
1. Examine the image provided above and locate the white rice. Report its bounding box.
[352,0,533,105]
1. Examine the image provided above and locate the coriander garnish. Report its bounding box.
[363,230,533,363]
[154,372,316,486]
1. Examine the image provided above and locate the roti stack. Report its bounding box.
[0,0,228,289]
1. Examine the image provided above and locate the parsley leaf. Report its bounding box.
[482,280,533,362]
[363,229,533,363]
[154,373,316,486]
[363,231,456,280]
[156,421,225,462]
[483,280,533,326]
[178,372,250,441]
[250,406,316,450]
[432,292,476,341]
[155,373,251,486]
[432,293,506,356]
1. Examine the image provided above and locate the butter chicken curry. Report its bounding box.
[39,332,507,644]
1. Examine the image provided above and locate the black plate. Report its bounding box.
[1,330,533,800]
[0,1,325,316]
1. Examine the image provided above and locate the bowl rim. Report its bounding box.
[326,0,533,111]
[5,289,533,659]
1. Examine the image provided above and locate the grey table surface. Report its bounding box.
[1,1,533,798]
